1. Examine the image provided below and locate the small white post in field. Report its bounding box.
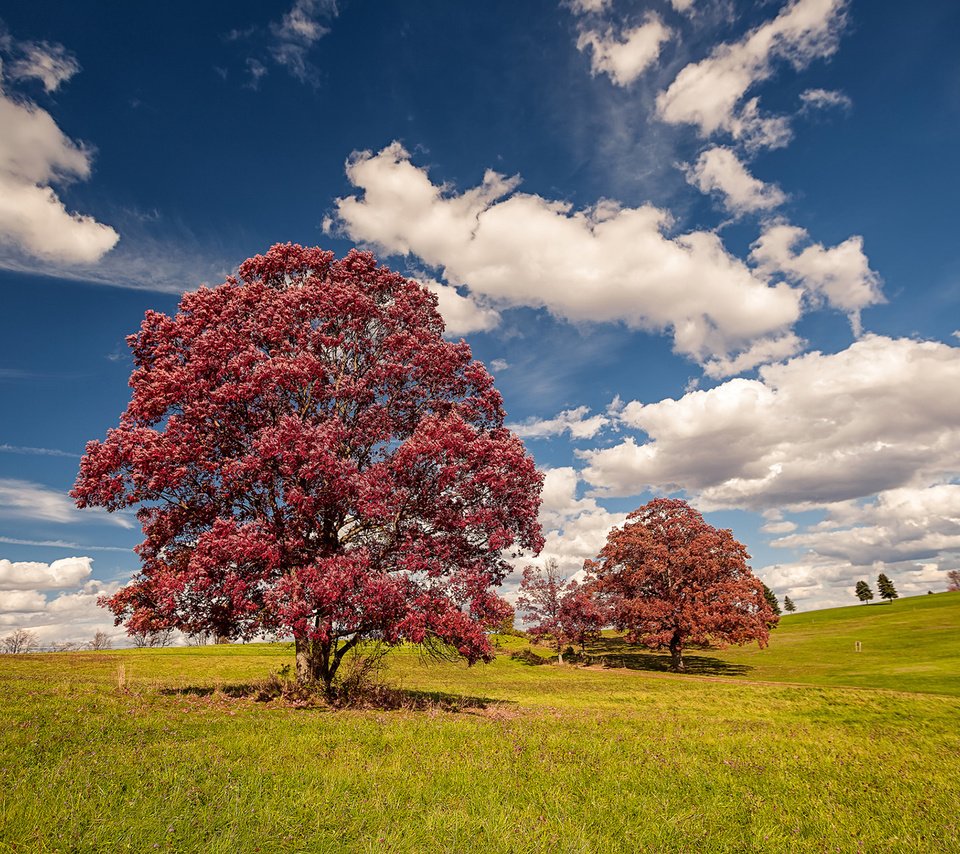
[855,641,862,653]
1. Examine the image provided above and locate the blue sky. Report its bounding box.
[1,0,959,644]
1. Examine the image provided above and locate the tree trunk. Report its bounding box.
[294,634,334,694]
[294,633,363,697]
[669,633,685,672]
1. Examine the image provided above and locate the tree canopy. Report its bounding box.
[855,580,874,603]
[73,244,543,691]
[586,498,776,671]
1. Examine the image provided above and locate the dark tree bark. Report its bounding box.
[669,632,685,672]
[294,633,362,695]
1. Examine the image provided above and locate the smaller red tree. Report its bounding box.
[557,581,605,654]
[585,498,776,671]
[946,569,960,592]
[517,560,605,661]
[517,559,566,659]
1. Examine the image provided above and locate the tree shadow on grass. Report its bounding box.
[159,682,509,712]
[160,684,264,699]
[584,636,752,677]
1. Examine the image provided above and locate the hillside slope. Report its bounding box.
[581,591,960,696]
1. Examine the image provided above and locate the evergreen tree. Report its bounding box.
[762,583,781,625]
[855,580,874,603]
[877,573,898,601]
[783,596,796,613]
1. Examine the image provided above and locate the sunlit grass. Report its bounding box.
[1,593,958,852]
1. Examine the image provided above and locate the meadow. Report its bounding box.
[1,593,958,853]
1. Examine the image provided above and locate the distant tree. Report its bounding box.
[73,244,543,694]
[88,630,113,650]
[762,583,782,623]
[855,580,874,603]
[130,628,175,648]
[783,596,797,613]
[2,628,39,654]
[517,559,567,660]
[50,641,80,652]
[557,582,605,654]
[516,561,605,661]
[586,498,776,672]
[946,569,960,592]
[877,573,898,601]
[493,602,526,637]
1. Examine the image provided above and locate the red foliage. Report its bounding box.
[517,560,605,658]
[557,581,606,653]
[585,498,775,671]
[516,560,566,651]
[73,244,543,687]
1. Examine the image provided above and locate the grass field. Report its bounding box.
[1,593,958,853]
[582,589,960,697]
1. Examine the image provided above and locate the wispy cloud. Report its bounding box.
[5,38,80,92]
[508,406,610,440]
[0,478,133,528]
[227,0,339,88]
[0,443,80,459]
[269,0,338,85]
[0,536,132,553]
[0,224,236,294]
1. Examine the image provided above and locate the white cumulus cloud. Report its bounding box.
[686,146,787,214]
[751,222,883,334]
[579,335,960,510]
[420,278,501,337]
[0,553,123,646]
[334,142,803,368]
[0,589,48,612]
[0,578,122,645]
[0,38,118,266]
[772,485,960,567]
[657,0,848,147]
[536,466,628,576]
[0,556,92,591]
[577,14,672,86]
[703,331,804,379]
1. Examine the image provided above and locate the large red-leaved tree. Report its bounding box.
[73,244,543,691]
[585,498,775,671]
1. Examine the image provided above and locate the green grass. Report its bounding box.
[1,593,959,853]
[582,590,960,697]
